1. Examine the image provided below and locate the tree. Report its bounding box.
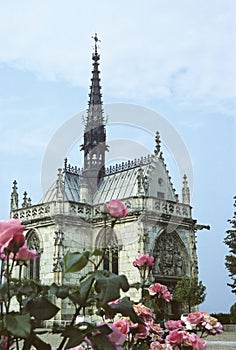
[230,302,236,323]
[224,196,236,295]
[173,276,206,313]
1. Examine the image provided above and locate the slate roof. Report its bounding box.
[39,153,177,205]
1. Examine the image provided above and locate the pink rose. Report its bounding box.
[165,320,184,331]
[67,346,84,350]
[201,314,223,335]
[166,330,185,345]
[148,283,172,302]
[187,333,207,350]
[133,303,154,322]
[107,323,126,350]
[6,231,25,253]
[133,323,148,339]
[186,312,205,326]
[133,254,154,268]
[105,199,128,218]
[148,321,164,338]
[150,341,167,350]
[114,318,130,335]
[0,219,25,246]
[15,241,39,261]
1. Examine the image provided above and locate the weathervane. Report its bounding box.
[92,33,101,54]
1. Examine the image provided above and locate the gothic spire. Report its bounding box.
[80,34,108,200]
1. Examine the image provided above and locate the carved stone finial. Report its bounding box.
[10,180,19,211]
[154,131,161,155]
[182,174,190,205]
[22,191,28,208]
[64,158,68,171]
[56,168,64,201]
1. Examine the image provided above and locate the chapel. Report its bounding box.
[10,35,200,320]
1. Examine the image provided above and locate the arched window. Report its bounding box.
[103,246,119,274]
[95,227,119,274]
[25,230,41,281]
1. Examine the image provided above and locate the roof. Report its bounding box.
[39,172,81,203]
[39,153,177,206]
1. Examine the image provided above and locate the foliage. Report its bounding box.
[230,303,236,323]
[173,276,206,313]
[0,200,223,349]
[224,196,236,295]
[210,313,231,324]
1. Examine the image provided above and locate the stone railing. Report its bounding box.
[11,203,52,223]
[11,197,191,224]
[93,197,191,219]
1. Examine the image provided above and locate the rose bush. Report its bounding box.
[0,200,224,349]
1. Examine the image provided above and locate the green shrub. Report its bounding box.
[210,313,231,324]
[230,303,236,323]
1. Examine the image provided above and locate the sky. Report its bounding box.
[0,1,236,313]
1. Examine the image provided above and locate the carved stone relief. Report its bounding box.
[153,232,187,277]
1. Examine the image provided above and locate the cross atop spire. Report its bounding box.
[92,33,101,55]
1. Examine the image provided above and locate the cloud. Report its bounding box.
[1,1,234,170]
[0,1,235,113]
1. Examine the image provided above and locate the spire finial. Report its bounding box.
[92,33,101,54]
[154,131,161,155]
[182,174,190,205]
[10,180,19,211]
[22,191,28,208]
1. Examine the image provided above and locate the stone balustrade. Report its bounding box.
[11,197,191,224]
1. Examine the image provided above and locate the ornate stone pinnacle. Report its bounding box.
[154,131,161,155]
[182,174,190,205]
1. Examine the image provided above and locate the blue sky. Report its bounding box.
[0,1,235,313]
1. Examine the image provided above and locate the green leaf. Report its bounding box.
[23,333,51,350]
[107,297,144,324]
[26,296,60,320]
[69,274,95,307]
[89,333,115,350]
[49,283,69,299]
[64,251,90,273]
[64,323,112,349]
[64,328,85,349]
[94,272,129,305]
[63,322,113,349]
[3,313,31,338]
[80,274,95,298]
